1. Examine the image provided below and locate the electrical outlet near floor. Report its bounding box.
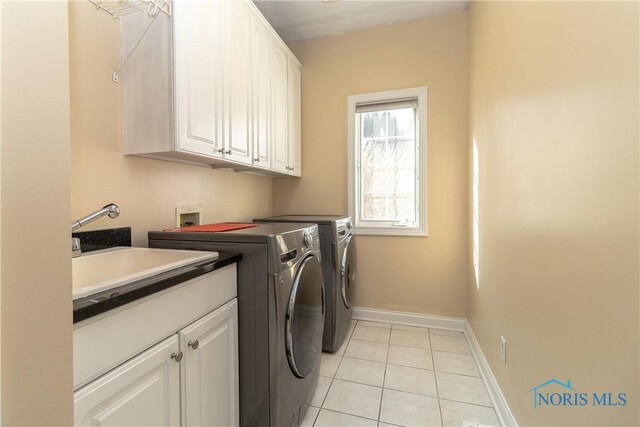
[500,336,507,363]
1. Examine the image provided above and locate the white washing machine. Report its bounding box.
[255,215,356,353]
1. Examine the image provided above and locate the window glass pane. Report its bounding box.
[387,108,414,137]
[358,106,417,224]
[362,111,387,138]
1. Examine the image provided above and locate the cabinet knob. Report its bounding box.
[254,158,260,162]
[188,340,200,350]
[225,150,232,155]
[171,351,184,363]
[217,148,225,154]
[290,166,295,171]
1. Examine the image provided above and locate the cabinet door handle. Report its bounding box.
[254,158,260,162]
[217,148,225,154]
[188,340,199,350]
[171,351,184,363]
[225,150,232,155]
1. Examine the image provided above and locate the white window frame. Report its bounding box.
[347,87,428,237]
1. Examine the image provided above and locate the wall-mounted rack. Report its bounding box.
[89,0,171,82]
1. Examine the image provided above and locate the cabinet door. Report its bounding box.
[287,58,302,177]
[173,0,223,158]
[251,16,271,169]
[223,0,253,165]
[74,336,180,426]
[270,41,289,174]
[181,299,239,427]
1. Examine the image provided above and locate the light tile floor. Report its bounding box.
[301,320,500,427]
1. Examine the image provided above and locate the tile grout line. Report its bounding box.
[358,319,464,335]
[310,406,320,426]
[315,407,381,424]
[382,385,439,399]
[343,338,389,363]
[377,322,392,424]
[353,337,431,352]
[439,396,495,409]
[429,369,483,379]
[320,376,384,389]
[430,329,446,427]
[314,320,357,426]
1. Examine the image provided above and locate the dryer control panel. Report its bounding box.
[271,225,321,273]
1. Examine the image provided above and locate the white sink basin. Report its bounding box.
[72,247,218,300]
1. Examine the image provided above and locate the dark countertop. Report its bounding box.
[73,250,241,324]
[73,227,131,253]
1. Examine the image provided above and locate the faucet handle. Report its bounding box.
[72,237,82,258]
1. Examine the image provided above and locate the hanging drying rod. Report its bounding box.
[89,0,171,83]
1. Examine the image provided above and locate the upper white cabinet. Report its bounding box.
[122,0,302,177]
[251,16,272,169]
[288,57,302,177]
[270,41,290,174]
[173,0,223,158]
[223,0,253,165]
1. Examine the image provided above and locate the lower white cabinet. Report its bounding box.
[74,299,239,426]
[74,335,181,426]
[181,299,239,426]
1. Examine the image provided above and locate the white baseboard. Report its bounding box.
[465,320,518,427]
[351,306,467,331]
[465,321,518,427]
[350,306,518,427]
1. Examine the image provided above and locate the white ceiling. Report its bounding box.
[254,0,469,43]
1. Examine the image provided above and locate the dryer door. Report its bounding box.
[340,235,357,308]
[286,254,324,378]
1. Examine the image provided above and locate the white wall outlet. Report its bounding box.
[176,205,202,228]
[500,336,507,363]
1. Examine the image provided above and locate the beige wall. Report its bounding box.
[1,1,74,424]
[273,12,469,317]
[468,2,639,426]
[69,1,273,245]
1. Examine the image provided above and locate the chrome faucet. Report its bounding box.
[71,203,120,257]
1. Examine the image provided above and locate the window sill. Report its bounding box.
[352,227,428,237]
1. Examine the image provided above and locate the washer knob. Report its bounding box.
[303,232,311,248]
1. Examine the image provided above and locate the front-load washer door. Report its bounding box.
[341,235,357,308]
[286,254,324,378]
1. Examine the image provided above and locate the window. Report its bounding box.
[348,87,427,236]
